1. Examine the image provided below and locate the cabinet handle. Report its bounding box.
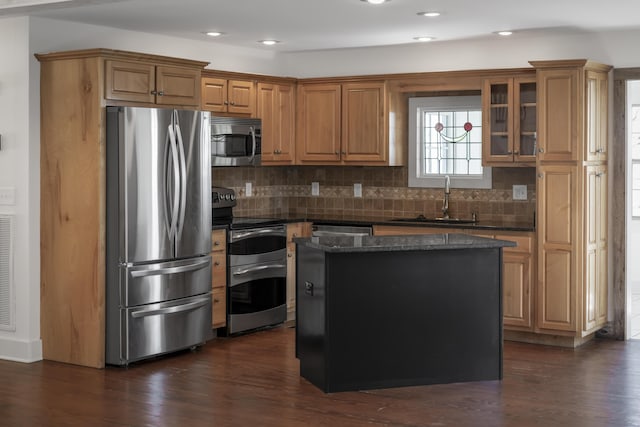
[158,91,164,96]
[150,90,157,95]
[596,172,603,177]
[596,148,605,153]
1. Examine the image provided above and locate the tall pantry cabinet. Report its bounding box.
[530,60,611,345]
[36,49,208,368]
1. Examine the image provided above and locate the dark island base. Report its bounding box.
[296,246,503,393]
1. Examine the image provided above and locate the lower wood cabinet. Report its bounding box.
[211,229,227,329]
[373,225,535,332]
[286,222,312,321]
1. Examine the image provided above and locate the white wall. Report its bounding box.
[4,16,640,362]
[0,16,41,362]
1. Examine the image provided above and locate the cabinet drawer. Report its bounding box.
[211,229,226,251]
[212,252,226,287]
[212,287,227,328]
[495,234,533,253]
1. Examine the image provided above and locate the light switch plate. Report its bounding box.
[245,182,252,197]
[311,182,320,196]
[0,187,15,205]
[513,185,527,201]
[354,183,362,198]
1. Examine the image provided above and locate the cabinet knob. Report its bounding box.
[596,172,603,177]
[214,241,220,246]
[513,151,519,155]
[335,151,339,155]
[230,101,235,105]
[213,298,220,303]
[538,148,544,153]
[150,90,157,95]
[341,151,346,155]
[507,151,513,155]
[287,253,293,258]
[214,261,220,266]
[224,101,229,105]
[596,148,604,153]
[157,91,164,96]
[538,173,544,179]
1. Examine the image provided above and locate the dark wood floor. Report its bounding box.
[2,326,640,427]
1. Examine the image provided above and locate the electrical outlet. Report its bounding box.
[354,183,362,198]
[245,182,252,197]
[513,185,527,201]
[311,182,320,196]
[0,187,15,205]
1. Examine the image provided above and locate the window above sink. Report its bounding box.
[408,94,492,189]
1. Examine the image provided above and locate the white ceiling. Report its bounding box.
[3,0,640,53]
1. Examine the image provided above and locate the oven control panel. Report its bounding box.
[212,186,237,209]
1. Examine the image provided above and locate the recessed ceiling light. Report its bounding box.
[360,0,389,4]
[259,40,280,46]
[204,31,223,37]
[497,31,513,36]
[414,36,435,42]
[417,11,440,17]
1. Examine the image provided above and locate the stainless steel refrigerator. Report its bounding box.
[105,106,212,366]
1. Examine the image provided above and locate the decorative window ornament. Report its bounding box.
[434,121,473,143]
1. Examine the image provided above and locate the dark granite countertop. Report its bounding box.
[294,233,517,253]
[222,215,535,233]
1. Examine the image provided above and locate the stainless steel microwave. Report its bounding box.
[210,117,261,166]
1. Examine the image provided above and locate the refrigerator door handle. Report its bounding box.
[167,123,181,240]
[130,257,211,278]
[130,297,210,318]
[174,122,188,240]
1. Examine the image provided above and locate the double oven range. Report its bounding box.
[212,187,287,334]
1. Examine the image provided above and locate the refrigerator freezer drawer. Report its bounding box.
[122,256,211,306]
[120,294,212,365]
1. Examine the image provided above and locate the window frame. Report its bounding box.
[408,96,492,189]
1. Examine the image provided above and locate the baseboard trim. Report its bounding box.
[0,336,42,363]
[505,330,596,348]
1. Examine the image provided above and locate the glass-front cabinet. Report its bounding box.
[482,76,537,166]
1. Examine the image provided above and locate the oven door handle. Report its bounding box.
[232,263,286,278]
[232,228,286,241]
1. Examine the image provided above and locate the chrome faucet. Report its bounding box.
[442,175,450,219]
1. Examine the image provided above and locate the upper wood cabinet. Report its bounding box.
[531,60,611,163]
[105,59,203,106]
[482,75,537,166]
[257,82,296,164]
[201,76,256,116]
[296,80,402,166]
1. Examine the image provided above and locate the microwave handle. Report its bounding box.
[249,126,256,161]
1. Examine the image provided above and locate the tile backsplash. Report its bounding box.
[213,166,536,224]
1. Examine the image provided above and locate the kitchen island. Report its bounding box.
[294,233,516,393]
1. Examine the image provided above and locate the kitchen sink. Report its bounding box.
[391,215,477,224]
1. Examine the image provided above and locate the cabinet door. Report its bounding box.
[257,83,296,164]
[514,77,537,163]
[228,79,256,115]
[201,77,228,112]
[276,83,296,163]
[536,68,579,161]
[297,83,342,163]
[257,83,277,161]
[483,78,514,164]
[105,60,155,103]
[585,70,608,161]
[537,165,577,332]
[212,287,227,328]
[342,82,386,163]
[155,66,201,106]
[584,166,608,332]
